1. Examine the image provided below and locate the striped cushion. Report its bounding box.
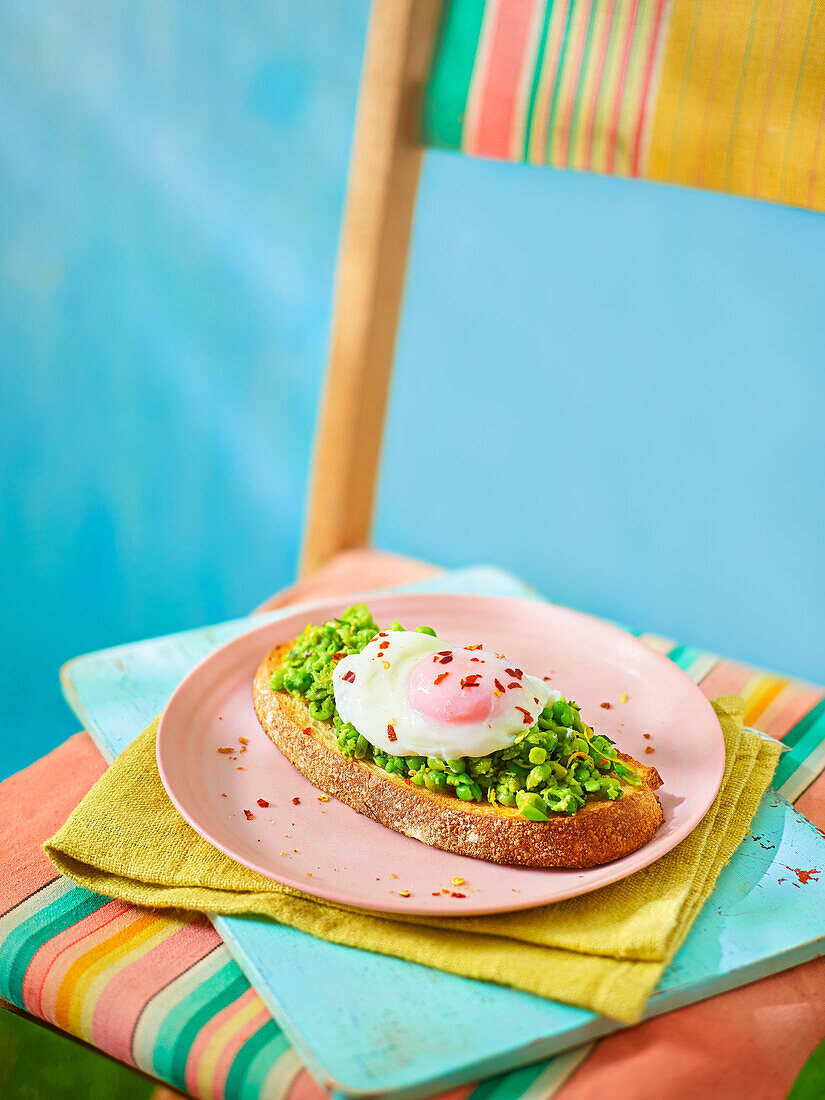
[423,0,825,211]
[0,884,286,1094]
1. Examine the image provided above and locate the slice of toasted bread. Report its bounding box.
[253,642,664,869]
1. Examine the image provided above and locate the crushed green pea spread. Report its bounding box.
[269,604,640,822]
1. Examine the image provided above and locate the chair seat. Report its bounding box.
[2,550,824,1100]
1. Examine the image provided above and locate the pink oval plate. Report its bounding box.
[157,592,725,917]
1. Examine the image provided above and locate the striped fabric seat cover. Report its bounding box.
[2,631,823,1099]
[422,0,825,212]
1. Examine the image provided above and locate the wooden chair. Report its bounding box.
[6,2,824,1096]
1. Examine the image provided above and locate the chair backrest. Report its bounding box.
[300,0,825,577]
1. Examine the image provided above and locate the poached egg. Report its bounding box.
[332,630,559,759]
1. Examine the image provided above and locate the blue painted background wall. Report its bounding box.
[3,1,823,778]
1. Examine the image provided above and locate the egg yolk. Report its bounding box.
[407,648,522,726]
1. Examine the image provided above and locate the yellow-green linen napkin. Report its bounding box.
[46,696,778,1024]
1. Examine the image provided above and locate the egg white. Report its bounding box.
[332,630,555,759]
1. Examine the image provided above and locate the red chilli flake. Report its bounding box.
[460,674,482,689]
[292,797,301,805]
[218,747,233,754]
[257,798,270,808]
[600,701,612,709]
[515,706,533,725]
[379,640,390,651]
[464,644,483,651]
[387,723,398,743]
[341,670,356,683]
[243,809,254,820]
[469,657,484,663]
[505,667,523,680]
[494,678,507,693]
[792,868,819,885]
[434,672,450,685]
[436,654,453,665]
[450,891,466,898]
[507,682,521,690]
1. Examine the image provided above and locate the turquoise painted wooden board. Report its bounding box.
[60,567,825,1098]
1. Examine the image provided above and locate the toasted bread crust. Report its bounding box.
[253,642,664,868]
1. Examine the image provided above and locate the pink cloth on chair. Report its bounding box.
[254,549,439,613]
